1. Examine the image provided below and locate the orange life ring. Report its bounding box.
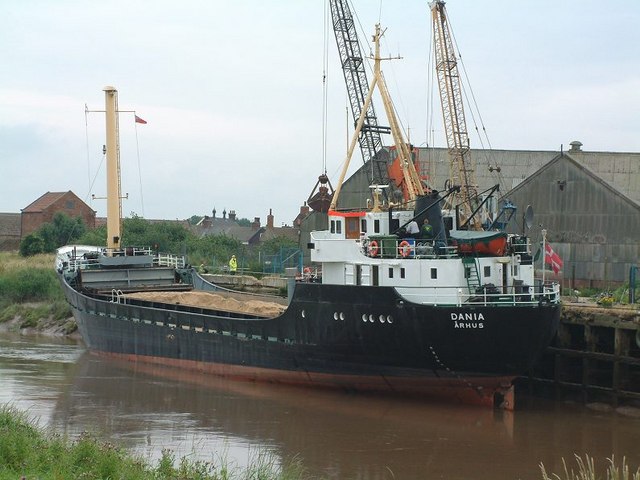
[398,240,412,258]
[368,240,379,257]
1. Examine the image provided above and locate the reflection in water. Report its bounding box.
[1,333,639,479]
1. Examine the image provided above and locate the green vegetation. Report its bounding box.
[0,252,71,330]
[540,454,640,480]
[567,284,640,307]
[0,405,310,480]
[20,212,86,256]
[19,213,300,275]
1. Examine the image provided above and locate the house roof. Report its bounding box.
[261,226,300,243]
[0,213,21,237]
[22,192,69,212]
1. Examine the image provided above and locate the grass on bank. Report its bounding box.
[540,454,640,480]
[0,252,72,331]
[0,405,311,480]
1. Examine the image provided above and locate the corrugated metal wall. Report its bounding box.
[505,154,640,286]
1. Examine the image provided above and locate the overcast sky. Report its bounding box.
[2,1,639,225]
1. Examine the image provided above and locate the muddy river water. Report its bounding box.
[1,332,639,479]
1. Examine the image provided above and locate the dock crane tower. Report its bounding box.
[430,0,481,230]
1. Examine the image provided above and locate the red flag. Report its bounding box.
[135,115,147,124]
[545,243,563,274]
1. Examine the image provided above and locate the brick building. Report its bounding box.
[21,191,96,238]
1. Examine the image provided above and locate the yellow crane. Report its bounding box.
[430,0,481,229]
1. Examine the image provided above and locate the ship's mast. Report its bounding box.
[103,86,122,250]
[330,24,425,210]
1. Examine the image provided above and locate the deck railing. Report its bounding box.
[397,281,561,306]
[59,246,185,272]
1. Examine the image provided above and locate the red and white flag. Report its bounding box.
[135,115,147,124]
[545,243,563,274]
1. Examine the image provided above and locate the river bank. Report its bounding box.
[0,404,308,480]
[0,303,78,337]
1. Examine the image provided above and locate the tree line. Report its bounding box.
[20,213,299,274]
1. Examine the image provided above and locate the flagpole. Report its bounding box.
[541,228,547,287]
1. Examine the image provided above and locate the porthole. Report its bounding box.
[379,315,385,323]
[368,314,375,322]
[333,312,339,320]
[362,314,368,322]
[301,310,306,318]
[387,315,393,324]
[339,312,345,321]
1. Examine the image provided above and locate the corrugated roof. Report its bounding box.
[417,145,640,207]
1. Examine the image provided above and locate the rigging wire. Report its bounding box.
[133,113,145,217]
[447,12,508,198]
[84,107,105,206]
[321,0,330,175]
[85,104,91,205]
[71,106,106,246]
[349,1,375,79]
[424,15,437,183]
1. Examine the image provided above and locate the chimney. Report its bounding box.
[295,202,311,226]
[202,215,212,228]
[222,209,227,219]
[212,207,216,218]
[252,217,261,230]
[229,210,236,221]
[267,209,274,229]
[569,140,583,153]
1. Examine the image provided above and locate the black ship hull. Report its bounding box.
[60,275,560,406]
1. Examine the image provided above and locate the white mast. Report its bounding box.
[103,86,122,250]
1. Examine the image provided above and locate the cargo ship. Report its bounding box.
[56,82,561,408]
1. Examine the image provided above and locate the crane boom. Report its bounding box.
[430,0,480,229]
[329,0,390,187]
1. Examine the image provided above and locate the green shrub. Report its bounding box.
[0,268,61,304]
[19,233,45,256]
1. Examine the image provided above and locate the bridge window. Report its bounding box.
[484,266,491,277]
[374,219,380,233]
[388,268,394,278]
[400,268,405,279]
[361,219,367,233]
[431,268,437,279]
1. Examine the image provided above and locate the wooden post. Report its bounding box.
[612,328,631,406]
